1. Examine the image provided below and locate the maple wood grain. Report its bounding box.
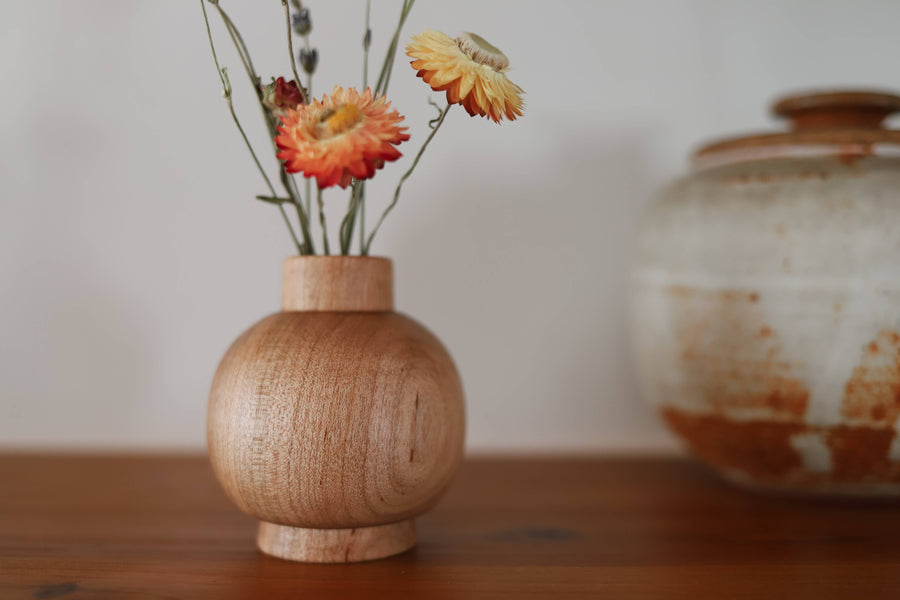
[281,256,394,312]
[2,455,900,598]
[208,256,465,562]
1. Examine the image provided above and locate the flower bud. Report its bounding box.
[261,77,304,119]
[300,48,318,75]
[292,8,311,36]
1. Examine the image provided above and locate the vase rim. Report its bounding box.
[283,255,392,261]
[693,88,900,169]
[282,255,394,311]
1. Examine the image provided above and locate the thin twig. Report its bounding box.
[375,0,415,97]
[281,0,308,104]
[339,183,360,255]
[207,0,316,253]
[365,104,451,253]
[357,0,372,255]
[427,98,444,127]
[316,187,330,254]
[300,5,314,97]
[281,170,315,254]
[359,183,366,255]
[201,0,302,253]
[363,0,371,88]
[211,2,259,90]
[212,2,280,143]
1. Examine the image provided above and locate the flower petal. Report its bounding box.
[407,29,524,122]
[274,86,409,188]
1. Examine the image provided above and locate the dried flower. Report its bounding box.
[200,0,522,255]
[292,8,311,36]
[407,29,524,123]
[261,77,305,119]
[276,86,410,189]
[299,47,318,75]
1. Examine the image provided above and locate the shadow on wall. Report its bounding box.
[392,118,674,450]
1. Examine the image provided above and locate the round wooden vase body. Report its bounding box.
[631,90,900,495]
[208,257,465,562]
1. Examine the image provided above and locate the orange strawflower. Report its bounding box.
[275,86,410,189]
[407,29,524,123]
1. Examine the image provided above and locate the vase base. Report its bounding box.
[256,519,417,563]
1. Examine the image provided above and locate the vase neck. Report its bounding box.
[282,256,394,312]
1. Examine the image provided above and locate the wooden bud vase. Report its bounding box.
[207,256,465,562]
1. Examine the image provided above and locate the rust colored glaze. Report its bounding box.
[773,91,900,130]
[826,426,896,483]
[836,145,873,167]
[664,407,900,485]
[721,170,833,186]
[696,130,898,164]
[695,90,900,166]
[667,285,808,419]
[661,407,805,480]
[643,90,900,495]
[841,329,900,426]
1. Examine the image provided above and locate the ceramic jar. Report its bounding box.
[631,90,900,494]
[207,256,465,561]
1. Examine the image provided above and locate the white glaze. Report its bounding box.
[631,154,900,493]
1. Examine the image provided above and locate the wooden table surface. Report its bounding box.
[2,455,899,599]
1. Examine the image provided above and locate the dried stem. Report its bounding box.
[363,0,371,89]
[211,1,259,90]
[205,0,315,253]
[281,170,315,254]
[201,0,302,253]
[316,186,330,254]
[358,0,372,254]
[374,0,415,97]
[281,0,308,104]
[358,184,366,255]
[339,183,363,255]
[365,104,451,253]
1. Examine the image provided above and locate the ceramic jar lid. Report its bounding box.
[694,89,900,169]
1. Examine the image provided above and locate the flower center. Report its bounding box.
[316,103,363,138]
[456,32,509,71]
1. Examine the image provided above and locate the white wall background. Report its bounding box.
[2,0,900,452]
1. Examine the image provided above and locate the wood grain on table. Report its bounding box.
[1,455,898,599]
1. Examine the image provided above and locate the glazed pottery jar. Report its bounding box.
[208,256,465,561]
[631,90,900,494]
